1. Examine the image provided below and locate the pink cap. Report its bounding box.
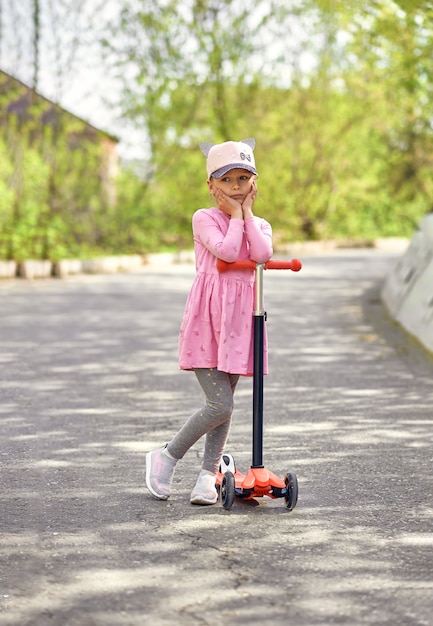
[199,139,258,179]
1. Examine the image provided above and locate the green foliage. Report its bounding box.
[0,72,116,260]
[109,168,156,252]
[9,147,51,260]
[0,140,16,259]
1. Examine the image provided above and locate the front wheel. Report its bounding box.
[221,471,235,510]
[284,472,298,511]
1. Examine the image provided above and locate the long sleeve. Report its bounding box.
[193,210,245,262]
[244,216,273,263]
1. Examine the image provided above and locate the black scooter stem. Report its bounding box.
[252,313,265,468]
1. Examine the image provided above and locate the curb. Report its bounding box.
[17,260,53,279]
[0,260,17,279]
[0,239,409,281]
[0,255,146,280]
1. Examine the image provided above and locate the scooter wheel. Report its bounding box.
[284,472,298,511]
[221,471,235,510]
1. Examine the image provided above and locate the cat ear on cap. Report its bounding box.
[199,142,215,157]
[241,138,256,151]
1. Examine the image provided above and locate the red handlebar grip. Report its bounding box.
[265,259,302,271]
[217,258,302,272]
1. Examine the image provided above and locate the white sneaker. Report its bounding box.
[146,446,177,500]
[190,470,218,505]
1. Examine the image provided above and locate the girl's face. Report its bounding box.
[207,168,255,203]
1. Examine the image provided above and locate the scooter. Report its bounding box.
[215,258,302,510]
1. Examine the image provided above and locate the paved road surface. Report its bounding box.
[1,251,432,626]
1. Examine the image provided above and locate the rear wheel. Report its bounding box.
[284,472,298,511]
[221,471,235,509]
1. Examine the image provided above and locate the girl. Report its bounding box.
[146,139,273,505]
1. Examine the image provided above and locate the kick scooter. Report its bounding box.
[215,258,302,510]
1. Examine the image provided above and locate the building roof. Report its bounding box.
[0,69,119,143]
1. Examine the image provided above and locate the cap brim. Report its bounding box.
[210,164,258,179]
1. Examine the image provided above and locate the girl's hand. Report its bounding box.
[214,188,243,219]
[242,178,257,218]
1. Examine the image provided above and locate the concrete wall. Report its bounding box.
[382,214,433,353]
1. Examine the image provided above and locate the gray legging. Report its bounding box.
[167,368,240,474]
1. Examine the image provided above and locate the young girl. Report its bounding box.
[146,138,273,505]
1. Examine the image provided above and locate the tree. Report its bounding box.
[336,1,433,232]
[32,0,40,89]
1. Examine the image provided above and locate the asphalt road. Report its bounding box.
[1,251,432,626]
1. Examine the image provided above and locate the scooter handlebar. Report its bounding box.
[216,258,302,272]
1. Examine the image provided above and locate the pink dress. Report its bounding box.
[179,207,273,376]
